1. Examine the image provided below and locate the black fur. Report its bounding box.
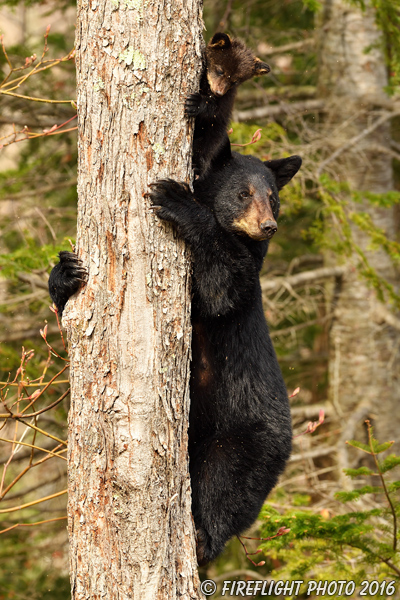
[186,33,270,178]
[149,146,301,564]
[48,251,86,315]
[48,146,302,566]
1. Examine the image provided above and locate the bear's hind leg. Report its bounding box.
[190,427,285,565]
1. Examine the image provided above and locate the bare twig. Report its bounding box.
[372,304,400,333]
[217,0,234,30]
[235,99,326,122]
[289,445,335,462]
[0,489,67,514]
[0,438,67,460]
[261,266,347,295]
[0,516,67,535]
[3,178,77,201]
[316,110,400,176]
[260,38,315,56]
[0,325,60,343]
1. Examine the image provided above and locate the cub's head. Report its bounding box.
[196,151,302,242]
[205,32,270,97]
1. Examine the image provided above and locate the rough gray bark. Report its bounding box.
[64,0,204,597]
[318,0,400,457]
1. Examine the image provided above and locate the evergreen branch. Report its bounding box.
[366,420,398,553]
[377,556,400,578]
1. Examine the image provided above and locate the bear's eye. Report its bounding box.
[215,67,224,76]
[239,190,251,200]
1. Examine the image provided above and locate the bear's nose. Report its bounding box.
[260,220,277,238]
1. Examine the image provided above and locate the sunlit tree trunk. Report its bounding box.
[65,0,204,597]
[318,0,400,459]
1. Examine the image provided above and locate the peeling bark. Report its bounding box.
[65,0,204,597]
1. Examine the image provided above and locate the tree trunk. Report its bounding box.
[318,0,400,458]
[65,1,204,597]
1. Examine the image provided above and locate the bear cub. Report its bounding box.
[186,32,270,178]
[149,143,301,565]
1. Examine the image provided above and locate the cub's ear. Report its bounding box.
[209,32,232,49]
[254,58,270,75]
[264,155,302,190]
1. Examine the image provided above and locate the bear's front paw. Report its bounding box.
[48,251,87,315]
[185,93,204,117]
[148,179,194,226]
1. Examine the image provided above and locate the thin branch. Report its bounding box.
[289,445,335,462]
[13,419,66,445]
[272,314,334,337]
[3,472,64,501]
[0,325,60,343]
[0,489,67,514]
[372,304,400,333]
[15,273,48,290]
[3,178,77,201]
[261,266,347,295]
[0,516,67,535]
[18,387,70,418]
[0,380,69,387]
[316,109,400,176]
[0,90,75,104]
[20,364,69,414]
[377,556,400,578]
[291,403,331,418]
[366,421,397,553]
[0,437,67,460]
[260,38,315,56]
[0,438,62,464]
[1,445,66,503]
[235,99,326,122]
[217,0,233,30]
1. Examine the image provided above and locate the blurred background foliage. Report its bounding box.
[0,0,400,597]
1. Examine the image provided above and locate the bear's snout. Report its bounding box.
[260,219,278,239]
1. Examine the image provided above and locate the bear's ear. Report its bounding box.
[264,155,302,190]
[209,32,232,50]
[254,58,270,75]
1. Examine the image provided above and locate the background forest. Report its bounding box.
[0,0,400,598]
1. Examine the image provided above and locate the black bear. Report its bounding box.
[48,143,301,566]
[185,32,270,178]
[148,143,301,565]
